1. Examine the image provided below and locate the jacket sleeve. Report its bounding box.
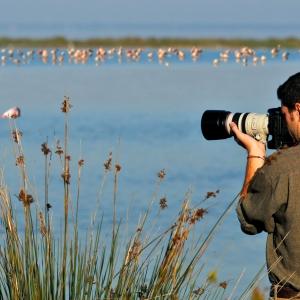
[236,169,286,235]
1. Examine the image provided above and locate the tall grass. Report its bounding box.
[0,98,266,299]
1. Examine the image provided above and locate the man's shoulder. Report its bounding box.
[263,144,300,178]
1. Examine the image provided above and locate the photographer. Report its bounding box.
[232,72,300,299]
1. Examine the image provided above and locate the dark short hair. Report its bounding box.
[277,72,300,109]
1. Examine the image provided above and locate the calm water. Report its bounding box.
[0,54,298,297]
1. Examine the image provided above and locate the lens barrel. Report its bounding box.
[201,107,295,149]
[201,110,231,140]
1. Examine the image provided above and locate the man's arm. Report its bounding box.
[240,155,265,197]
[229,122,266,197]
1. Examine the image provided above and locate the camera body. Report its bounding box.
[201,107,294,149]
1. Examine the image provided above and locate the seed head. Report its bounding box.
[18,189,34,206]
[78,159,84,167]
[205,189,220,200]
[55,141,63,156]
[159,197,168,209]
[61,96,72,113]
[157,169,166,180]
[12,130,22,143]
[219,281,228,289]
[189,208,208,224]
[115,164,122,173]
[104,152,112,171]
[16,155,25,166]
[41,142,51,156]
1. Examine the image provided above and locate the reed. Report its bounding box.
[0,98,266,299]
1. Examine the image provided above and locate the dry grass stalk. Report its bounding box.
[0,183,18,238]
[39,212,47,236]
[61,96,72,299]
[12,129,22,143]
[0,97,250,300]
[125,238,142,266]
[149,199,198,298]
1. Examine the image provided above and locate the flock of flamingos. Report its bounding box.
[0,45,292,66]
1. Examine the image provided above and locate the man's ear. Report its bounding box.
[295,103,300,114]
[295,103,300,121]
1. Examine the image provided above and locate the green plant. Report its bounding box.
[0,98,266,299]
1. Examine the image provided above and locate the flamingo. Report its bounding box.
[1,107,21,119]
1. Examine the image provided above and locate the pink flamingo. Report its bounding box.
[1,107,21,119]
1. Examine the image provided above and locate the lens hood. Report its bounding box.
[201,110,231,140]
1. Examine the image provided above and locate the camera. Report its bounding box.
[201,107,294,149]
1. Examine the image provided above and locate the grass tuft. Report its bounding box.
[0,97,267,299]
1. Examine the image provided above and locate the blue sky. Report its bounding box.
[0,0,299,38]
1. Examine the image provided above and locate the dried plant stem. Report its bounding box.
[61,112,70,299]
[9,120,27,190]
[91,170,109,226]
[76,159,83,226]
[104,166,120,298]
[112,167,118,240]
[135,178,163,248]
[44,142,51,226]
[227,268,246,300]
[0,98,254,299]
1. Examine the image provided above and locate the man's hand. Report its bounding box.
[230,122,266,197]
[229,122,266,156]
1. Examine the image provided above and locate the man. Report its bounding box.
[231,72,300,299]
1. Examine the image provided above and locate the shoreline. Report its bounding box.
[1,36,300,48]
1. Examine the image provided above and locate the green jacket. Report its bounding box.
[236,145,300,290]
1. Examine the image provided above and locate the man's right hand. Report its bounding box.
[230,122,266,197]
[229,122,266,157]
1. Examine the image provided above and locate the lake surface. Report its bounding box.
[0,51,298,297]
